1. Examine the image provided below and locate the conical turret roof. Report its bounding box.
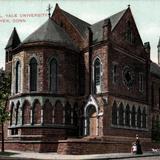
[6,27,21,49]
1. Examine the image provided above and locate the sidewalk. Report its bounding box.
[0,150,160,160]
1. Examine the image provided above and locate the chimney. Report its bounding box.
[103,18,111,41]
[158,37,160,64]
[144,42,150,59]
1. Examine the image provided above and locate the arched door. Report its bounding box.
[86,105,97,136]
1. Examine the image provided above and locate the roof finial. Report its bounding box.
[47,4,52,18]
[128,4,130,8]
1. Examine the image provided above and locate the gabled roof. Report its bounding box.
[60,8,91,38]
[91,9,126,43]
[23,18,78,51]
[150,62,160,77]
[53,4,128,43]
[6,27,21,49]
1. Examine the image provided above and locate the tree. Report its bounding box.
[0,70,11,152]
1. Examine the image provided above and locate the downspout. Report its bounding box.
[88,27,93,95]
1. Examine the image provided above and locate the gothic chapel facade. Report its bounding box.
[4,4,160,154]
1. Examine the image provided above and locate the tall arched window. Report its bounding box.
[131,106,136,127]
[142,108,147,128]
[125,104,130,126]
[49,58,57,93]
[126,21,134,43]
[29,57,37,91]
[10,103,14,126]
[93,58,101,94]
[54,101,63,124]
[22,100,31,125]
[65,102,72,125]
[15,61,21,93]
[12,105,16,126]
[119,103,124,126]
[137,107,141,128]
[15,101,20,125]
[32,99,41,124]
[112,101,117,125]
[43,100,53,124]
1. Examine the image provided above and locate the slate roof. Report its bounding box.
[91,9,126,43]
[6,27,21,49]
[23,18,78,51]
[60,9,91,38]
[59,7,126,43]
[150,62,160,77]
[22,5,127,50]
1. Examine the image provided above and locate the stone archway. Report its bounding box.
[84,95,99,136]
[86,105,97,136]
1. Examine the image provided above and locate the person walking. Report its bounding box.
[136,134,143,154]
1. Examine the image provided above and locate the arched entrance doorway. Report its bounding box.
[85,105,97,136]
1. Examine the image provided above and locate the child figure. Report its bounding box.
[131,142,137,154]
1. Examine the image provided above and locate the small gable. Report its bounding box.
[52,3,90,48]
[111,7,145,57]
[91,9,126,43]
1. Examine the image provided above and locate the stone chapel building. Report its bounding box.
[4,4,160,154]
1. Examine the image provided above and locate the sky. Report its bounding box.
[0,0,160,68]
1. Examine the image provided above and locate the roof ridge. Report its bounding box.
[60,8,91,26]
[43,18,54,41]
[92,9,126,26]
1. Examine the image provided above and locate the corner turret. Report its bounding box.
[5,27,21,73]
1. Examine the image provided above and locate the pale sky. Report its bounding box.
[0,0,160,68]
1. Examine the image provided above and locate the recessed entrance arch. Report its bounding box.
[86,105,97,136]
[84,95,99,136]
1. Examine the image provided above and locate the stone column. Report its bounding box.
[30,108,33,125]
[63,109,65,124]
[84,117,87,136]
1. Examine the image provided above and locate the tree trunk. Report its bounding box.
[1,122,4,152]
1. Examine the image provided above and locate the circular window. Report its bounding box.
[123,66,134,88]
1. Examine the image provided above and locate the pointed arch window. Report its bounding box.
[142,108,147,128]
[29,57,37,91]
[137,107,141,128]
[15,61,21,93]
[49,58,57,93]
[131,106,136,127]
[15,101,20,125]
[125,104,130,126]
[32,100,41,124]
[93,58,102,94]
[119,103,124,126]
[65,102,72,125]
[10,103,14,126]
[54,101,63,124]
[112,101,118,125]
[126,21,134,43]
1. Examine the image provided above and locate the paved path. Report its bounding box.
[0,150,159,160]
[121,157,160,160]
